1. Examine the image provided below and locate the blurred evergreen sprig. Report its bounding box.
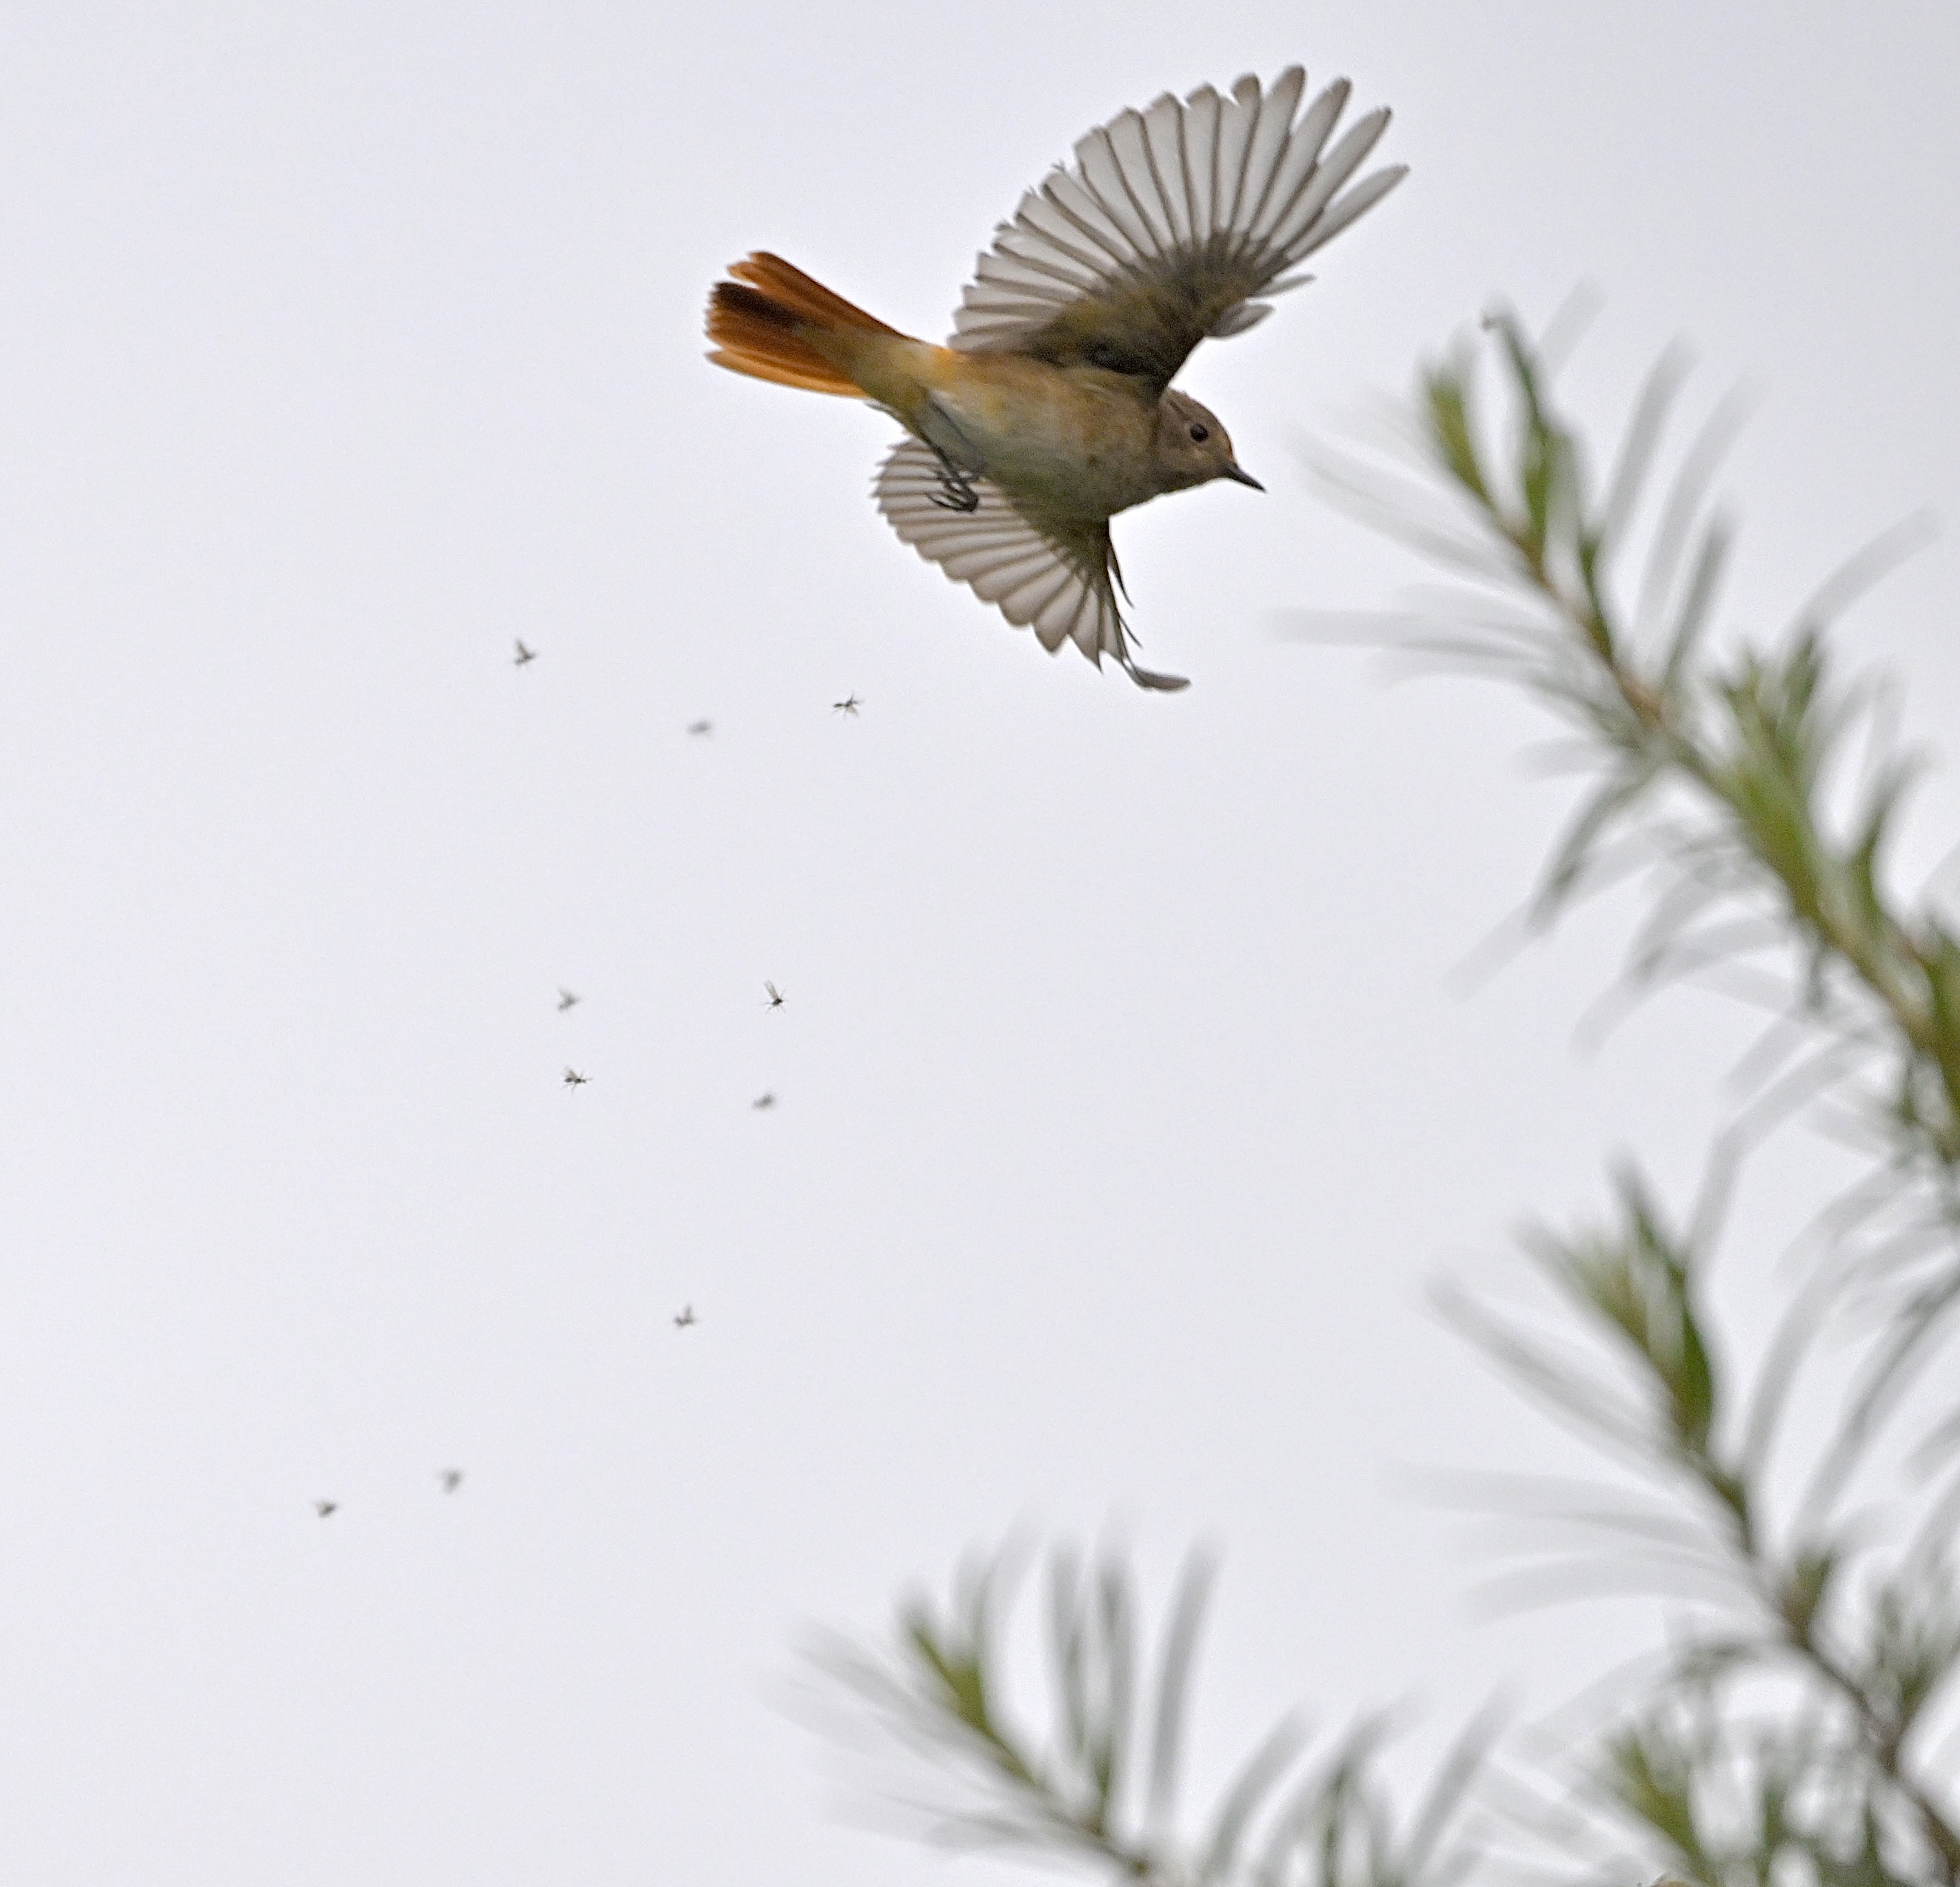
[812,1541,1486,1887]
[1400,315,1959,1196]
[809,316,1960,1887]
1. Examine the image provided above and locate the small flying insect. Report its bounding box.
[674,1305,697,1329]
[564,1066,589,1088]
[763,981,785,1009]
[688,719,714,736]
[833,694,862,716]
[315,1499,338,1518]
[557,988,581,1012]
[752,1092,776,1110]
[439,1469,464,1494]
[514,639,537,666]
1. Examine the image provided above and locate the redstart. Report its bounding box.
[708,68,1402,690]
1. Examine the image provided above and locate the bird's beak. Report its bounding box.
[1220,462,1264,491]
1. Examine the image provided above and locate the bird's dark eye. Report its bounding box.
[1188,423,1209,443]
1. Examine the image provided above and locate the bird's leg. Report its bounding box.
[925,440,982,514]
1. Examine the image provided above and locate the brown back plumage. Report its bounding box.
[705,252,899,396]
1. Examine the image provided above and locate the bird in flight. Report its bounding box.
[557,988,581,1012]
[563,1066,589,1088]
[315,1499,338,1518]
[763,981,785,1009]
[833,694,862,716]
[752,1091,776,1110]
[706,69,1402,690]
[687,719,714,736]
[674,1305,697,1329]
[513,639,537,667]
[439,1468,464,1494]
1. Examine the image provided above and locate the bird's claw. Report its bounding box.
[927,476,980,514]
[925,445,982,514]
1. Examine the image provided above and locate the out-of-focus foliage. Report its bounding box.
[809,317,1960,1886]
[812,1542,1486,1887]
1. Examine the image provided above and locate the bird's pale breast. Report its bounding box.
[919,352,1167,522]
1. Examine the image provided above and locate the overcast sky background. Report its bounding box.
[4,3,1959,1880]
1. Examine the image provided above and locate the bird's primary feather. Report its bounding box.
[874,439,1187,690]
[949,69,1404,392]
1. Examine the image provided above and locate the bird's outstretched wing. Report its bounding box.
[875,440,1187,690]
[950,69,1403,394]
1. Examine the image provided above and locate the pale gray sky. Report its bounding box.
[3,3,1957,1880]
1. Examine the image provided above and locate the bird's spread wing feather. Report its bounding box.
[875,439,1187,690]
[950,68,1404,391]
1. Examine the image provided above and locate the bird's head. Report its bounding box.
[1152,391,1263,495]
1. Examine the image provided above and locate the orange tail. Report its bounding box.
[705,252,902,397]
